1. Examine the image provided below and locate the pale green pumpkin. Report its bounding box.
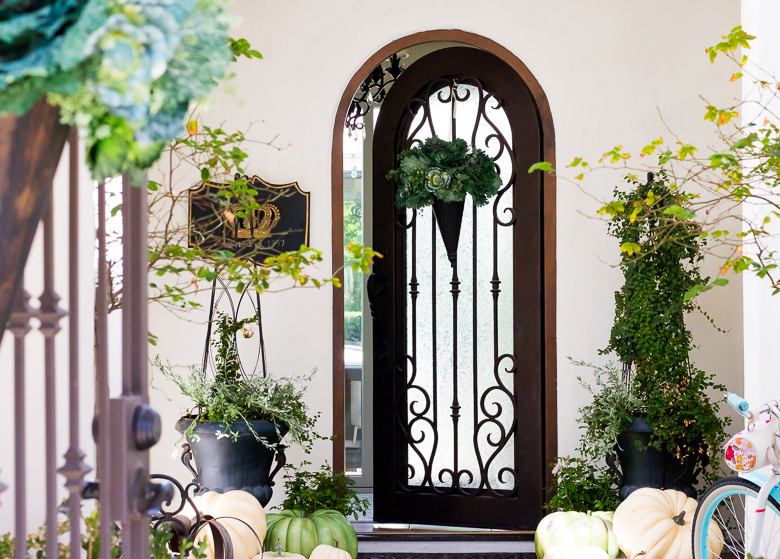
[255,540,307,559]
[264,510,357,559]
[534,511,619,559]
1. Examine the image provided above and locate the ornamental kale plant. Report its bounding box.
[0,0,234,181]
[388,136,501,209]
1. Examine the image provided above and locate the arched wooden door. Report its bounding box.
[370,46,548,529]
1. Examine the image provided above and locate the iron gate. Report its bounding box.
[371,47,547,529]
[0,105,166,558]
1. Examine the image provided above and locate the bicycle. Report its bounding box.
[692,393,780,559]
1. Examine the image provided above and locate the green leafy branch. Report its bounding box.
[528,25,780,295]
[103,120,381,344]
[278,461,370,520]
[229,37,263,61]
[159,358,326,453]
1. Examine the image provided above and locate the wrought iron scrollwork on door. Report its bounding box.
[393,75,518,497]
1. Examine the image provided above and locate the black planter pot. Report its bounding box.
[432,199,465,267]
[606,417,705,499]
[176,417,288,506]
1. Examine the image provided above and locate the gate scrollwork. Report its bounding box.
[393,76,519,497]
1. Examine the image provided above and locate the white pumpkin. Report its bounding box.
[308,544,352,559]
[544,546,610,559]
[612,488,722,559]
[254,541,307,559]
[535,511,619,559]
[253,552,307,559]
[189,490,267,559]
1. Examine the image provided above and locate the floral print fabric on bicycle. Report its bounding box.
[725,417,778,473]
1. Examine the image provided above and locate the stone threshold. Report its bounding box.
[355,525,535,555]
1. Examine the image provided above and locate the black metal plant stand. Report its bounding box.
[201,266,268,379]
[176,266,287,506]
[150,474,264,559]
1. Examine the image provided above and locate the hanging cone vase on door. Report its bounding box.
[432,199,465,267]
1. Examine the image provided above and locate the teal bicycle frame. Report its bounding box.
[714,394,780,559]
[740,470,780,558]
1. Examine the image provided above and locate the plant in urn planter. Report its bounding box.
[161,311,322,507]
[586,171,730,498]
[387,136,501,265]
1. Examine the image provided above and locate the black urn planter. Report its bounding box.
[606,417,705,499]
[176,417,288,507]
[432,199,465,267]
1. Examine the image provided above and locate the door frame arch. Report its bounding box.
[331,29,557,493]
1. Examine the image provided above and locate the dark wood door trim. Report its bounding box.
[331,30,556,496]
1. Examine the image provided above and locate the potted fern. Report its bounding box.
[161,312,321,506]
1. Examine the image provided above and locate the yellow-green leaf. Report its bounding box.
[621,242,641,256]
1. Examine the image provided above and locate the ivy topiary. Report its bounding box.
[600,170,729,484]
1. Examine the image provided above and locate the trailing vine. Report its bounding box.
[159,312,324,451]
[600,171,729,483]
[212,311,258,384]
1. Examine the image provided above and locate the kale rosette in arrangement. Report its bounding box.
[388,136,502,209]
[0,0,233,181]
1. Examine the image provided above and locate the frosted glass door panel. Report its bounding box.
[403,83,517,493]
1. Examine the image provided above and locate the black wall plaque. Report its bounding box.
[189,175,310,262]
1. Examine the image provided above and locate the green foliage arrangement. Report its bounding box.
[545,360,631,512]
[159,312,324,452]
[530,26,780,296]
[278,462,370,521]
[574,360,643,458]
[160,362,322,452]
[0,507,201,559]
[548,174,731,505]
[545,456,621,513]
[586,172,729,489]
[106,120,380,345]
[0,0,236,181]
[387,136,501,209]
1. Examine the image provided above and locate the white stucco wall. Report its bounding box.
[147,0,746,509]
[0,0,756,539]
[742,1,780,407]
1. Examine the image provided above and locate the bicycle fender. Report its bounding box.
[740,470,780,503]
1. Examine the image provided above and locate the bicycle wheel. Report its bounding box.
[693,476,780,559]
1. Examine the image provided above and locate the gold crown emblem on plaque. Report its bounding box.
[226,203,281,240]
